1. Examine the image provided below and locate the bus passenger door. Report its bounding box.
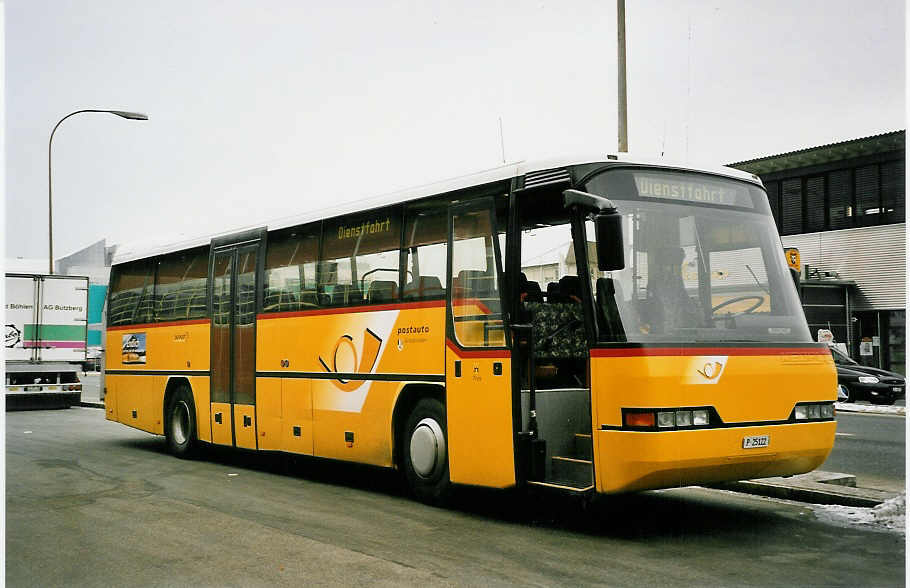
[210,234,263,450]
[444,200,515,488]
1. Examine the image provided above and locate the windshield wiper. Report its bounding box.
[745,264,770,295]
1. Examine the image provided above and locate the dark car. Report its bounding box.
[830,346,905,405]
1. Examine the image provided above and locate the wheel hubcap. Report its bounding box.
[172,401,189,445]
[409,417,445,478]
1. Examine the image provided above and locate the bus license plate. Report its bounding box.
[742,435,769,449]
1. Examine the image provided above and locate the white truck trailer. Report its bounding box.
[5,273,88,409]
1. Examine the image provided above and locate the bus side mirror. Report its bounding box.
[594,211,625,271]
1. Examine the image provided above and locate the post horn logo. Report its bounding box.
[697,361,725,381]
[319,329,382,392]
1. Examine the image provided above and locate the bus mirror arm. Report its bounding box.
[563,189,625,272]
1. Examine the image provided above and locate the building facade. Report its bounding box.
[731,131,905,374]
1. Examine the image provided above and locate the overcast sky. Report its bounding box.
[5,0,905,262]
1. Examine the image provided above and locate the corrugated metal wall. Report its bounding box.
[782,223,906,310]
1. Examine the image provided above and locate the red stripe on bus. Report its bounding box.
[590,346,830,358]
[107,318,211,331]
[257,299,445,320]
[445,339,511,358]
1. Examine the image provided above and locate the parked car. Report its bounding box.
[830,346,905,405]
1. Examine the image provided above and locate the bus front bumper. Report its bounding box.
[595,421,836,494]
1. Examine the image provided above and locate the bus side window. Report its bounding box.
[402,204,447,301]
[320,207,402,307]
[154,246,208,322]
[263,225,319,313]
[108,259,155,326]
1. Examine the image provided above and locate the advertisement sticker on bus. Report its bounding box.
[121,333,147,364]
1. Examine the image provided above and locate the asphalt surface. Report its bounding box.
[823,411,906,492]
[5,408,906,587]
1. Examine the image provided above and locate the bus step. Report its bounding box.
[527,480,594,493]
[573,433,593,460]
[550,455,593,487]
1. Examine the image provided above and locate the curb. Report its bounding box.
[711,471,901,507]
[79,401,105,409]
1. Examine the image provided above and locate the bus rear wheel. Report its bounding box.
[166,385,198,458]
[402,398,452,504]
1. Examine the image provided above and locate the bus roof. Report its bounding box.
[111,153,762,265]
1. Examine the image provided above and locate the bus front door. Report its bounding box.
[210,238,262,450]
[444,200,516,488]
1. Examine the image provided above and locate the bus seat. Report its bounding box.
[523,280,544,303]
[457,270,492,299]
[558,275,582,303]
[331,284,363,306]
[299,288,320,308]
[367,280,398,303]
[263,287,281,311]
[155,292,178,321]
[403,276,444,300]
[546,282,566,304]
[278,289,300,311]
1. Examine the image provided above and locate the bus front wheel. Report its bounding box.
[402,398,452,504]
[166,385,198,458]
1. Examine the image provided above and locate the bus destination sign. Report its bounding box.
[633,172,753,208]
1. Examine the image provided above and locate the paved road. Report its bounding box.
[823,412,906,492]
[6,408,905,587]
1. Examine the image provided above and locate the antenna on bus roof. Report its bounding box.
[498,116,506,163]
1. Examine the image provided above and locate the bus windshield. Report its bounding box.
[584,168,810,344]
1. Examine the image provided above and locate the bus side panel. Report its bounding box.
[445,349,515,489]
[256,377,282,451]
[210,403,233,446]
[234,404,257,449]
[106,321,211,372]
[313,380,398,465]
[105,380,118,421]
[257,303,445,467]
[187,375,211,443]
[109,374,167,435]
[281,378,314,455]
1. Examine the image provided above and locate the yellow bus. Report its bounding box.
[104,155,836,502]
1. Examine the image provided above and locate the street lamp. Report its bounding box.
[48,109,148,274]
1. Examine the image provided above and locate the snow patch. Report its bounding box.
[835,402,905,416]
[811,494,906,535]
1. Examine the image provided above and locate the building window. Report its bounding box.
[854,164,881,220]
[827,169,853,230]
[766,181,781,230]
[881,160,905,221]
[781,178,802,234]
[805,176,825,233]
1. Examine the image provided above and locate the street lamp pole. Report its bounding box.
[48,109,148,274]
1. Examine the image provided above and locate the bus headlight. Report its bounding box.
[657,412,675,428]
[693,409,709,426]
[792,402,834,421]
